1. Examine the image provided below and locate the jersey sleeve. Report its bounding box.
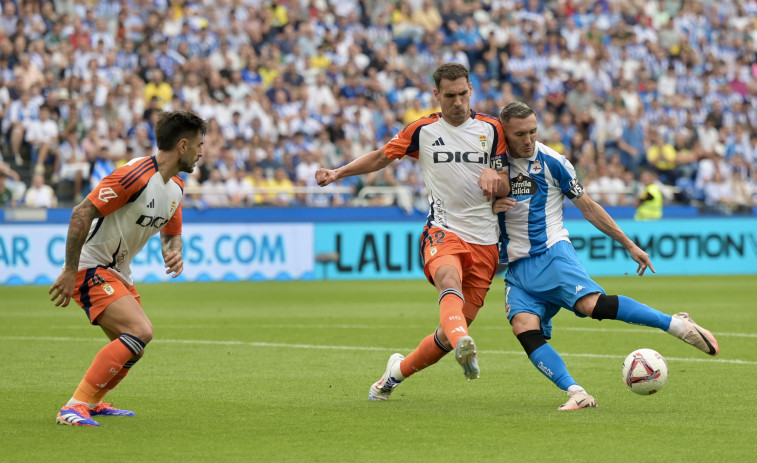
[556,155,585,200]
[86,157,157,216]
[382,114,439,160]
[162,201,182,235]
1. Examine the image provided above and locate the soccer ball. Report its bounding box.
[621,348,668,395]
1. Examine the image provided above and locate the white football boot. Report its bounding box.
[368,353,404,401]
[672,312,719,356]
[558,388,598,411]
[455,335,479,381]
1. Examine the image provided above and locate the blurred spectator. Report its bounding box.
[143,68,172,109]
[249,165,270,206]
[595,164,629,207]
[728,154,753,214]
[225,167,255,207]
[565,79,594,137]
[634,169,663,221]
[402,98,432,126]
[26,105,59,178]
[268,167,296,206]
[295,150,321,187]
[57,132,90,203]
[0,162,25,204]
[201,168,230,208]
[702,170,736,215]
[23,173,58,208]
[645,130,678,185]
[617,112,647,175]
[89,145,115,190]
[0,172,16,207]
[3,90,39,166]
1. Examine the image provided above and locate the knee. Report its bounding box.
[575,292,601,316]
[510,313,539,335]
[589,294,619,320]
[437,274,461,292]
[130,321,153,345]
[130,349,146,362]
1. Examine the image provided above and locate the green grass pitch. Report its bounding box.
[2,275,756,462]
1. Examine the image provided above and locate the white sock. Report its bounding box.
[567,385,584,394]
[390,360,405,381]
[66,398,94,408]
[667,316,684,337]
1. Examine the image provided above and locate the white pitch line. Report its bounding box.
[187,323,757,339]
[2,335,756,365]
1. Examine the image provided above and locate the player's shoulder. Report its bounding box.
[536,142,574,171]
[113,156,159,187]
[536,141,566,160]
[471,111,501,125]
[171,175,185,190]
[404,112,442,132]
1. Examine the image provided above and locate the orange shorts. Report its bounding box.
[73,267,141,324]
[420,226,499,320]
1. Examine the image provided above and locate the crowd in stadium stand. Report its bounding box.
[0,0,755,215]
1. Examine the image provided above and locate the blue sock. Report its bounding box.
[616,295,672,331]
[528,343,577,391]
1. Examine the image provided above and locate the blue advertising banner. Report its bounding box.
[312,217,757,279]
[2,208,755,284]
[569,218,757,276]
[314,222,426,280]
[0,223,314,285]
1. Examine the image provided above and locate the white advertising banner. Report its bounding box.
[0,223,315,285]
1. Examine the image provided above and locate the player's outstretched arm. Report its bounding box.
[315,148,392,187]
[161,233,184,278]
[573,194,655,276]
[49,198,102,307]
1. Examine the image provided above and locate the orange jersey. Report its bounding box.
[383,111,508,245]
[80,156,184,285]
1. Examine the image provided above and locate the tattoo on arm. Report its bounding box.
[161,233,183,255]
[64,199,100,271]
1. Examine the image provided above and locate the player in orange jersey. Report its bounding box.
[315,63,516,400]
[49,111,207,426]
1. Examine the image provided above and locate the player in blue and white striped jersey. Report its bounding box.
[493,102,720,411]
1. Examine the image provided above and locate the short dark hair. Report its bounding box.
[432,63,469,90]
[499,101,535,123]
[154,111,208,151]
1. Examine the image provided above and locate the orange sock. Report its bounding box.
[91,363,134,404]
[400,333,450,378]
[438,288,467,349]
[72,338,138,404]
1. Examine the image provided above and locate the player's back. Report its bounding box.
[384,112,507,245]
[80,156,184,285]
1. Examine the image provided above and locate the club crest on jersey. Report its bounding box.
[479,135,487,151]
[510,173,538,197]
[529,160,542,175]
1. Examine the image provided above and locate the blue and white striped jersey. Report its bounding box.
[497,141,584,264]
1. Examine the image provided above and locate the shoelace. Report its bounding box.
[92,402,114,412]
[66,403,93,418]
